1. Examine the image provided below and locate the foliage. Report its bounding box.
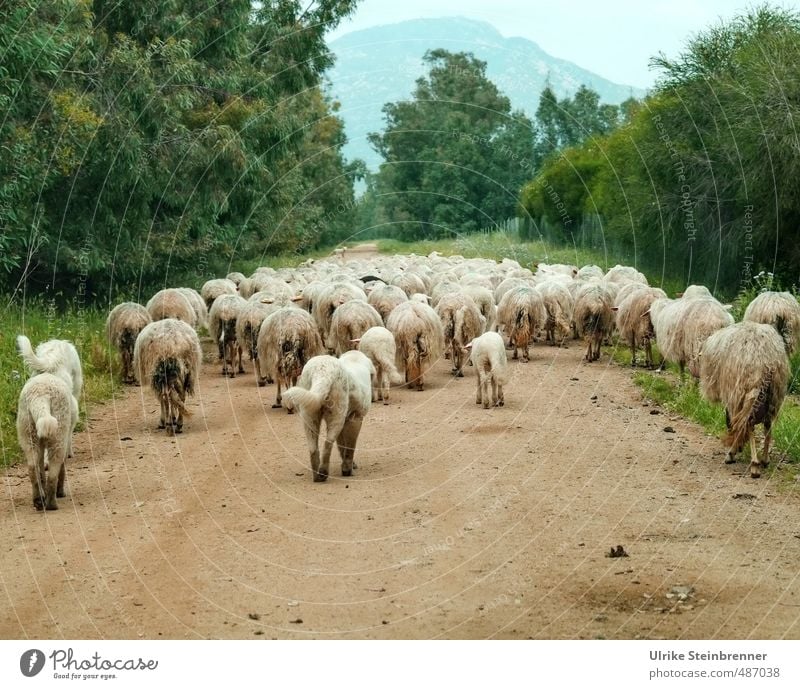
[0,0,360,299]
[366,50,535,240]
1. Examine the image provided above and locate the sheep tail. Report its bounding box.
[17,335,59,374]
[168,387,191,417]
[29,396,59,439]
[376,350,403,384]
[454,306,467,345]
[723,385,763,453]
[282,386,325,414]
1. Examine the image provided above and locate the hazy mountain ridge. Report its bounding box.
[326,17,647,169]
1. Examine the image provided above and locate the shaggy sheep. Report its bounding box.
[390,272,427,298]
[146,288,197,326]
[200,278,237,310]
[464,331,509,409]
[312,282,368,350]
[743,291,800,355]
[106,302,152,384]
[605,265,648,285]
[409,293,432,305]
[226,272,246,286]
[17,335,83,401]
[436,293,485,376]
[352,326,403,404]
[573,283,615,362]
[576,265,604,282]
[700,322,790,478]
[257,307,323,410]
[282,353,372,482]
[461,284,497,333]
[134,318,202,435]
[496,286,547,362]
[176,288,209,330]
[385,301,444,391]
[17,372,79,510]
[651,296,734,377]
[534,280,574,346]
[209,294,248,376]
[367,283,408,322]
[328,300,383,356]
[614,287,667,368]
[235,300,275,385]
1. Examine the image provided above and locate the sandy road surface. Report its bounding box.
[2,334,800,640]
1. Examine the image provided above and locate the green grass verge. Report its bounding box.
[1,298,119,468]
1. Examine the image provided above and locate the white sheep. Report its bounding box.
[133,318,202,434]
[283,353,372,482]
[614,287,667,368]
[200,278,237,309]
[435,292,485,376]
[235,300,275,385]
[312,282,367,350]
[385,301,444,391]
[106,302,152,384]
[367,283,408,321]
[352,326,403,404]
[257,307,323,410]
[496,286,547,362]
[534,280,574,346]
[573,283,615,362]
[464,331,509,409]
[700,322,790,478]
[208,293,248,377]
[146,288,197,326]
[17,335,83,401]
[176,288,209,330]
[328,300,383,356]
[743,291,800,355]
[17,373,79,510]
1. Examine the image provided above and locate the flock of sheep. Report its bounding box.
[14,252,800,509]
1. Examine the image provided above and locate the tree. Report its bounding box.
[367,49,535,240]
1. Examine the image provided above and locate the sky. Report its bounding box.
[327,0,800,89]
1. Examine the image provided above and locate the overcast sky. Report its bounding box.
[327,0,800,89]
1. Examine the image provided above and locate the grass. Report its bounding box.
[1,298,119,468]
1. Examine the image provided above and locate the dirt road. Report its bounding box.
[2,338,800,639]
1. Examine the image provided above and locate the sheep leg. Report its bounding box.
[44,451,59,510]
[372,372,379,403]
[338,416,363,477]
[28,445,46,511]
[159,394,168,429]
[475,374,483,405]
[496,380,504,407]
[584,339,592,362]
[724,409,736,463]
[56,460,66,498]
[255,358,267,387]
[237,344,244,374]
[762,421,772,469]
[481,374,491,409]
[272,380,283,409]
[217,340,224,360]
[630,337,637,367]
[303,418,324,482]
[522,344,529,363]
[318,425,340,482]
[176,390,185,433]
[749,434,761,478]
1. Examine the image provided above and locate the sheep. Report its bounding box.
[743,291,800,355]
[385,301,444,391]
[464,331,509,409]
[17,335,83,401]
[390,272,427,298]
[328,300,383,356]
[208,294,248,376]
[461,284,497,332]
[226,271,246,286]
[352,326,403,405]
[614,287,667,368]
[176,288,209,330]
[700,322,790,478]
[496,286,547,362]
[534,280,574,346]
[367,283,408,321]
[200,278,237,310]
[282,353,372,482]
[576,265,604,282]
[106,302,152,384]
[146,288,197,326]
[573,283,615,362]
[605,264,648,286]
[651,296,734,377]
[257,307,323,410]
[17,373,79,510]
[133,318,202,434]
[435,293,485,376]
[312,282,367,350]
[235,300,275,385]
[410,293,432,305]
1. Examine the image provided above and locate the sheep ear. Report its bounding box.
[641,310,651,318]
[290,295,303,302]
[464,342,473,350]
[675,292,684,297]
[260,298,274,304]
[723,304,733,310]
[350,338,361,345]
[611,306,619,312]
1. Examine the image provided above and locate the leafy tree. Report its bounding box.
[367,49,536,240]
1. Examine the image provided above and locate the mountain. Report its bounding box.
[326,17,647,170]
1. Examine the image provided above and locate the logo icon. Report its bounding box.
[20,649,45,677]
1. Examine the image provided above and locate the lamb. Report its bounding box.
[282,353,372,482]
[435,292,485,376]
[235,300,274,385]
[146,288,197,326]
[208,294,248,376]
[700,322,790,478]
[496,286,547,362]
[464,331,509,409]
[17,335,83,401]
[367,283,408,321]
[743,291,800,355]
[352,326,403,404]
[17,373,79,510]
[614,287,667,368]
[257,307,323,410]
[385,301,444,391]
[106,302,152,384]
[534,280,574,346]
[328,300,383,356]
[200,278,237,310]
[573,283,615,362]
[133,318,202,435]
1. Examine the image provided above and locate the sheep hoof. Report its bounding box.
[46,502,58,511]
[383,400,389,406]
[483,402,490,409]
[456,370,464,378]
[286,408,294,415]
[750,466,761,479]
[257,379,267,387]
[313,471,328,483]
[158,422,166,429]
[175,425,183,434]
[33,497,44,511]
[238,367,245,374]
[498,400,504,407]
[724,454,736,464]
[57,488,66,498]
[271,403,282,409]
[342,468,352,477]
